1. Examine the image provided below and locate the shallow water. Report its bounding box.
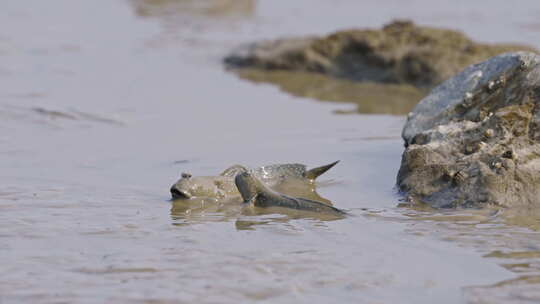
[235,69,427,115]
[1,0,540,303]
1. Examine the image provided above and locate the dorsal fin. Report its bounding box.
[220,165,248,177]
[304,160,340,180]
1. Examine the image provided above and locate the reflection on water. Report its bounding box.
[366,206,540,303]
[128,0,256,49]
[171,198,345,230]
[169,194,540,301]
[1,104,125,128]
[170,179,344,229]
[235,69,426,115]
[466,273,540,303]
[131,0,255,18]
[270,179,334,205]
[170,197,242,225]
[500,207,540,231]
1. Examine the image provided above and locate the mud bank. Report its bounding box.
[224,20,536,114]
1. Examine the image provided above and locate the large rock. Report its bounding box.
[397,52,540,208]
[225,20,535,89]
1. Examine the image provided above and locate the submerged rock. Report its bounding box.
[225,20,535,89]
[397,52,540,208]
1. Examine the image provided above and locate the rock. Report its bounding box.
[225,20,536,89]
[397,52,540,208]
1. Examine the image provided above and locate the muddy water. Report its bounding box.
[1,0,540,303]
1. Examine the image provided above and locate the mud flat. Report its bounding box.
[225,20,536,114]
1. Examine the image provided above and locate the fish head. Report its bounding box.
[170,172,195,199]
[170,173,229,199]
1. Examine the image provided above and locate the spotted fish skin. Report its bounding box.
[254,164,306,180]
[256,161,339,181]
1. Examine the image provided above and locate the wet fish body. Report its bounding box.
[170,173,238,200]
[235,171,346,216]
[170,161,339,200]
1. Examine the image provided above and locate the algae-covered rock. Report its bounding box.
[397,52,540,208]
[225,20,536,89]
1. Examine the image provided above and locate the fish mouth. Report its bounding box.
[170,187,191,199]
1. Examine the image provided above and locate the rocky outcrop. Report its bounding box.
[225,20,536,89]
[397,52,540,208]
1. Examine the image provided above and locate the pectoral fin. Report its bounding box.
[220,165,248,177]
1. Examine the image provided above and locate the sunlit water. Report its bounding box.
[1,0,540,303]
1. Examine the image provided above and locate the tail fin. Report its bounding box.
[304,160,340,180]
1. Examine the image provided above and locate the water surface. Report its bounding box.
[1,0,540,303]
